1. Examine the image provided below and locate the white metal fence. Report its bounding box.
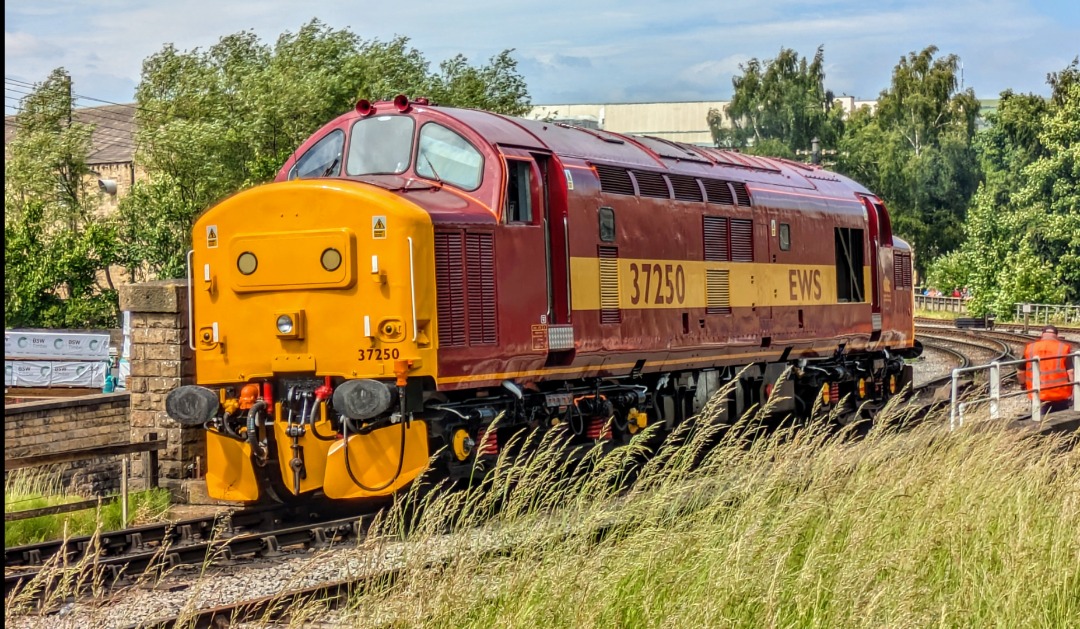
[950,352,1080,430]
[1013,303,1080,324]
[915,295,969,313]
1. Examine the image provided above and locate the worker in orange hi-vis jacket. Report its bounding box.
[1020,325,1076,416]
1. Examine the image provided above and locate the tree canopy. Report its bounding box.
[5,69,120,328]
[928,59,1080,315]
[120,19,531,280]
[836,46,981,273]
[707,46,843,158]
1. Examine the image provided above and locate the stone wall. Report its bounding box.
[4,393,130,495]
[118,280,203,495]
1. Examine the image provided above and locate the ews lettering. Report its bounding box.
[788,269,822,301]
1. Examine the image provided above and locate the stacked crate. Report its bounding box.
[4,330,115,389]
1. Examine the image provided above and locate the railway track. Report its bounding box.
[4,506,381,604]
[910,326,1033,401]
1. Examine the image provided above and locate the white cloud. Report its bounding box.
[4,0,1075,106]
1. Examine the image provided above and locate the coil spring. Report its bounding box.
[586,417,612,440]
[477,429,499,456]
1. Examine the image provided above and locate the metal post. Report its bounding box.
[1031,358,1042,423]
[989,362,1000,420]
[1073,355,1080,412]
[949,369,960,431]
[147,432,159,490]
[121,456,129,529]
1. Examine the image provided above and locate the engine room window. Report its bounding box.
[599,207,616,242]
[779,223,791,251]
[416,123,483,190]
[505,159,533,223]
[346,116,415,176]
[835,227,866,303]
[289,129,344,180]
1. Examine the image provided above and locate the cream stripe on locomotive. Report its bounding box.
[570,257,872,310]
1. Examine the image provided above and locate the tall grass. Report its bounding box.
[6,390,1076,628]
[349,393,1080,628]
[5,468,172,546]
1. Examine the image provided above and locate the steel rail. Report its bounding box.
[5,511,378,602]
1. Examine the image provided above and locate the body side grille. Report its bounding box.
[466,232,497,345]
[632,170,671,198]
[434,231,467,346]
[730,218,754,262]
[594,165,635,196]
[669,175,704,202]
[598,246,621,324]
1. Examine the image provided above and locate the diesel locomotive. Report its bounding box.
[165,95,919,503]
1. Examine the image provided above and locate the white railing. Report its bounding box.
[950,352,1080,430]
[915,295,969,314]
[1013,303,1080,324]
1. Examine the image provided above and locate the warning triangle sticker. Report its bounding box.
[208,226,217,239]
[374,218,385,230]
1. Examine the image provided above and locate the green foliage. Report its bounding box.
[5,467,172,546]
[123,20,531,278]
[837,47,980,274]
[4,69,119,328]
[428,49,531,116]
[708,46,843,156]
[928,59,1080,315]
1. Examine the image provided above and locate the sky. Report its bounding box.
[4,0,1079,112]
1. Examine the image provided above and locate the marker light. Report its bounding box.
[321,248,342,272]
[237,252,258,275]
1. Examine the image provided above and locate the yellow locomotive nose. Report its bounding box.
[189,179,438,502]
[190,179,438,383]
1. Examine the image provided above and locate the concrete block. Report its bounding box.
[118,281,188,314]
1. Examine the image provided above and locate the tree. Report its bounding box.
[428,49,531,116]
[927,59,1080,315]
[707,46,843,157]
[4,68,119,328]
[837,46,980,274]
[121,20,531,279]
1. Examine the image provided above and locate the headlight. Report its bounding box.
[276,314,294,334]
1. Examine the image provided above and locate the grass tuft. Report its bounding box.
[350,398,1080,628]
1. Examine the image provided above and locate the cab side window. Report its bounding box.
[289,130,345,180]
[505,160,533,223]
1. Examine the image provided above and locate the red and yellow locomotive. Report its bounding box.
[166,95,919,502]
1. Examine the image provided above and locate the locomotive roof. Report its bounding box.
[436,105,872,200]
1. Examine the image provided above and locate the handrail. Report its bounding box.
[5,434,163,525]
[950,352,1080,429]
[186,249,196,350]
[407,237,417,342]
[4,439,166,471]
